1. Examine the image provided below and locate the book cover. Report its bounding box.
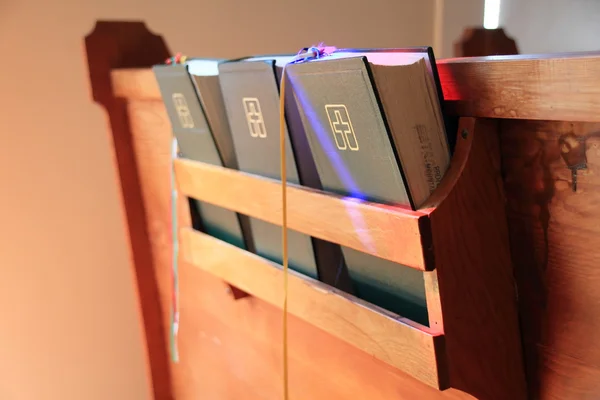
[288,56,411,206]
[218,57,353,292]
[153,63,253,251]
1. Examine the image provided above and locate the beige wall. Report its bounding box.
[433,0,485,58]
[501,0,600,53]
[0,0,488,399]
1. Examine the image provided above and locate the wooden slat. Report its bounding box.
[111,52,600,122]
[180,228,447,390]
[438,52,600,122]
[174,158,433,271]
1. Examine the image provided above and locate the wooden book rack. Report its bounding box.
[85,20,600,400]
[174,116,526,396]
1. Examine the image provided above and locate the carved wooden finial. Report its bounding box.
[454,27,519,58]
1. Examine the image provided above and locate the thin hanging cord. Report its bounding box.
[279,65,290,400]
[166,54,187,364]
[279,45,335,399]
[170,138,180,363]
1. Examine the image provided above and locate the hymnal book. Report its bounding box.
[187,59,238,170]
[285,48,451,325]
[153,62,253,251]
[287,48,451,209]
[218,56,353,292]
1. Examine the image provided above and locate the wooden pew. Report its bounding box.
[85,20,600,400]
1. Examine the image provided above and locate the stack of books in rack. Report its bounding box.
[154,47,453,327]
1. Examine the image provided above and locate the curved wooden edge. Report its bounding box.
[420,118,476,212]
[180,228,449,390]
[110,51,600,122]
[420,119,474,211]
[174,158,433,271]
[84,20,173,400]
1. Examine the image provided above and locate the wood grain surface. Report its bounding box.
[501,119,600,399]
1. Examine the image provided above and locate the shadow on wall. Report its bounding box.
[85,20,174,400]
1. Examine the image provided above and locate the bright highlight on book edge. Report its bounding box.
[483,0,501,29]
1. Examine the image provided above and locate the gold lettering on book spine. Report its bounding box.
[415,124,442,193]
